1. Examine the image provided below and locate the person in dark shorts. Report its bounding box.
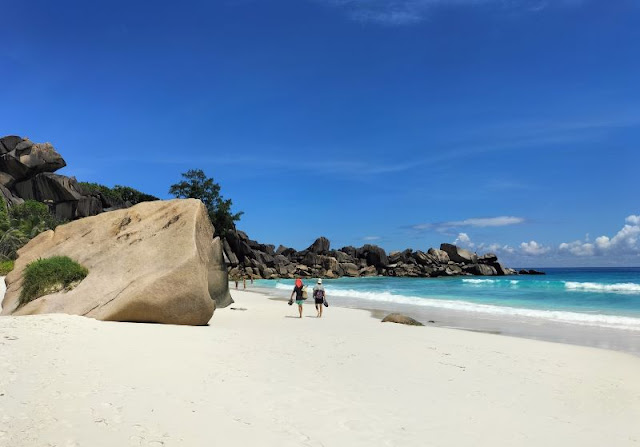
[290,278,305,318]
[313,278,325,318]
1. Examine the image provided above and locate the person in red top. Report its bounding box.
[290,278,305,318]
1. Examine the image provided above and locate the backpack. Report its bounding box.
[313,288,325,300]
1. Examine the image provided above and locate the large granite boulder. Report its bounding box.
[1,199,229,325]
[0,172,15,188]
[307,236,330,254]
[0,135,23,154]
[340,262,359,277]
[14,173,104,220]
[389,249,413,264]
[340,245,357,258]
[0,184,24,207]
[358,244,389,269]
[222,237,240,265]
[493,262,508,276]
[210,237,234,308]
[440,243,477,264]
[0,138,66,182]
[427,248,450,263]
[462,264,497,276]
[478,253,498,264]
[414,250,431,266]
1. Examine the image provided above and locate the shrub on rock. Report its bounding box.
[19,256,88,307]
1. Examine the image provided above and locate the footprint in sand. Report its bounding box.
[129,424,167,447]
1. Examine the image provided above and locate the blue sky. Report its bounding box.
[1,0,639,266]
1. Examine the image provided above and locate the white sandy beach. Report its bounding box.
[2,287,640,447]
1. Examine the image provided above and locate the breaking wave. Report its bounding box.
[323,287,640,331]
[564,282,640,293]
[272,281,640,330]
[461,278,640,294]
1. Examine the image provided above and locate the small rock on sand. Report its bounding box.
[381,313,424,326]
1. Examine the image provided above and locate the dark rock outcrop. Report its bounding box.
[0,136,131,220]
[307,237,330,255]
[519,269,546,275]
[427,248,450,263]
[0,138,66,182]
[462,264,497,276]
[219,228,525,281]
[358,244,389,269]
[440,243,478,264]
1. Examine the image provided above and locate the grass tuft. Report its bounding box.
[19,256,88,307]
[0,259,14,275]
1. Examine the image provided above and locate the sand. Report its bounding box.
[1,288,640,446]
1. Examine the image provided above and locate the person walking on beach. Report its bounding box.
[313,279,326,318]
[290,278,305,318]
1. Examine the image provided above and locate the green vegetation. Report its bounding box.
[19,256,88,307]
[169,169,243,236]
[0,259,14,275]
[79,182,158,205]
[0,181,156,267]
[9,200,60,237]
[0,198,62,263]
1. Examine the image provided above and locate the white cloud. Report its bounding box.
[626,215,640,226]
[479,242,501,252]
[454,232,474,248]
[501,245,516,254]
[411,215,525,233]
[446,216,525,228]
[363,236,381,241]
[558,241,594,256]
[319,0,573,25]
[476,242,515,254]
[436,214,639,263]
[520,240,551,256]
[559,214,640,257]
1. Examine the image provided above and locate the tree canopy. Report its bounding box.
[169,169,242,236]
[78,182,158,205]
[0,198,63,262]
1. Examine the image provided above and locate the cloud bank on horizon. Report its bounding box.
[448,214,640,265]
[319,0,581,25]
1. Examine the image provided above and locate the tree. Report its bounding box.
[0,198,62,261]
[112,185,158,204]
[169,169,243,236]
[78,182,158,205]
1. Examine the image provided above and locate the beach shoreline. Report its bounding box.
[2,286,640,446]
[246,282,640,356]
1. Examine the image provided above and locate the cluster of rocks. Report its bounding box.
[0,135,128,220]
[223,232,537,280]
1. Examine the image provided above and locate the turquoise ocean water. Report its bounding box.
[255,268,640,332]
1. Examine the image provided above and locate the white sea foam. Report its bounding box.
[564,281,640,293]
[462,279,494,284]
[305,286,640,331]
[270,280,640,330]
[462,278,640,294]
[462,278,521,286]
